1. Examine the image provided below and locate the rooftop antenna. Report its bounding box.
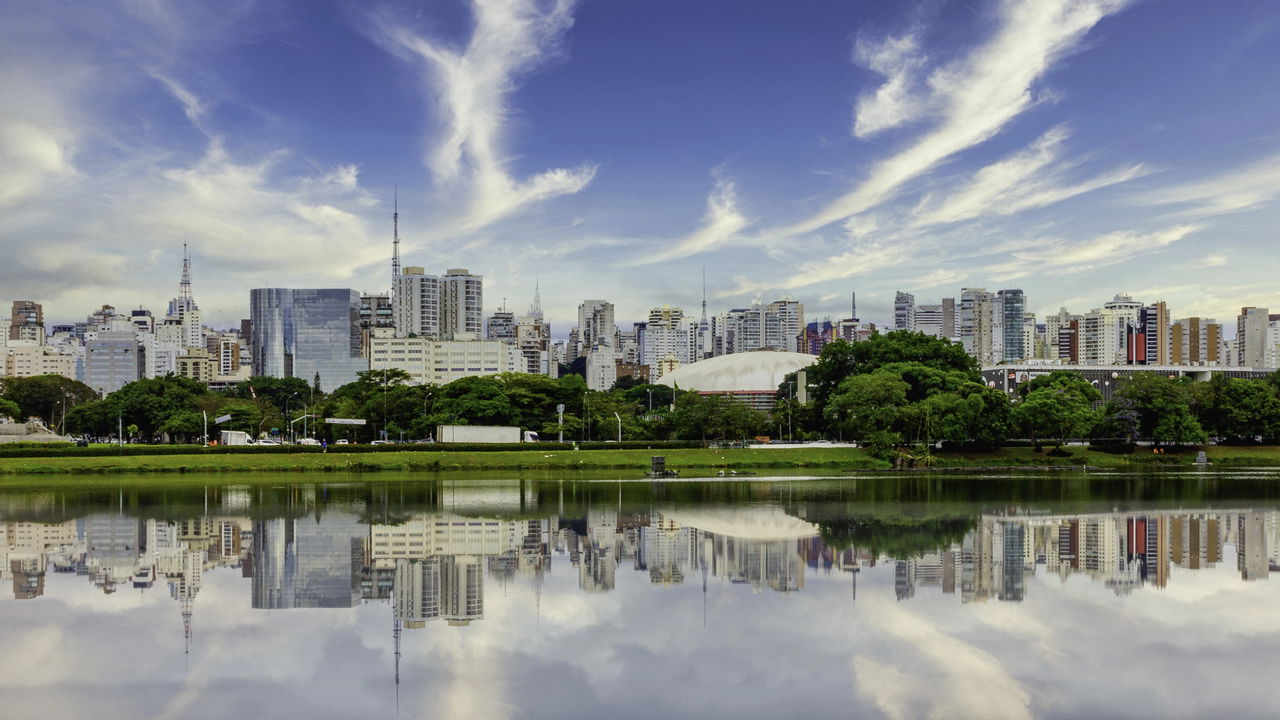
[179,242,193,308]
[700,267,708,325]
[851,289,858,322]
[392,187,401,291]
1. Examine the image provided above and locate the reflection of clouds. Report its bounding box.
[855,593,1032,720]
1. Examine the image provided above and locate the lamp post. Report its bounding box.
[583,392,590,442]
[787,381,794,443]
[613,411,622,442]
[286,392,298,443]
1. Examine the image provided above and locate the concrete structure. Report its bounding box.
[983,364,1276,405]
[3,344,76,380]
[575,300,616,358]
[249,288,366,392]
[959,289,995,365]
[1170,317,1222,366]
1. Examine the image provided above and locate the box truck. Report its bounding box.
[220,430,250,446]
[436,425,534,443]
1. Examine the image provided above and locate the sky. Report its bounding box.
[2,0,1279,335]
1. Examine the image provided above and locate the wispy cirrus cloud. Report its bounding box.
[1129,151,1280,218]
[371,0,596,234]
[982,224,1201,281]
[639,174,749,265]
[910,125,1147,228]
[779,0,1132,237]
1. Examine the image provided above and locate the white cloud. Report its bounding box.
[984,224,1200,281]
[780,0,1132,236]
[639,174,749,264]
[1130,151,1280,217]
[372,0,596,233]
[911,125,1146,228]
[852,31,933,138]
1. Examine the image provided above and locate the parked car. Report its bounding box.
[335,439,349,445]
[297,438,320,446]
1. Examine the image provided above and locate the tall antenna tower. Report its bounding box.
[179,243,193,304]
[392,187,401,291]
[700,267,708,324]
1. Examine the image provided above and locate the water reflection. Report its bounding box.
[4,495,1278,611]
[3,474,1280,719]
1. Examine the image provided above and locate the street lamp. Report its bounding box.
[613,411,622,442]
[286,392,298,443]
[646,388,653,414]
[583,392,590,442]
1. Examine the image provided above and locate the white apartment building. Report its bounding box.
[369,332,519,385]
[393,267,442,338]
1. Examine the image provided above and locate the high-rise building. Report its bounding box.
[1128,301,1170,365]
[486,310,516,341]
[249,288,365,392]
[8,301,44,343]
[576,300,617,355]
[959,289,995,365]
[914,300,956,340]
[392,267,441,339]
[894,292,915,332]
[1237,306,1271,368]
[440,268,483,340]
[998,289,1027,362]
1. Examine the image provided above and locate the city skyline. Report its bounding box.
[3,1,1279,332]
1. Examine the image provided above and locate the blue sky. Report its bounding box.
[2,0,1278,333]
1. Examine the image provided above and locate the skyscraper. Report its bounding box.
[249,288,365,392]
[998,289,1027,363]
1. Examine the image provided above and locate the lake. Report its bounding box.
[2,469,1279,719]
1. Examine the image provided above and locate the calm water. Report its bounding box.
[2,469,1280,719]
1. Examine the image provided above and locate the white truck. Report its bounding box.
[435,425,535,444]
[220,430,250,446]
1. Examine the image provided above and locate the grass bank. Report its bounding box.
[0,446,887,476]
[2,444,1279,477]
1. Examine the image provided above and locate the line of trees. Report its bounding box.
[8,330,1278,447]
[781,332,1280,452]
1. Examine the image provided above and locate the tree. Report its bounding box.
[1103,374,1196,442]
[1012,371,1102,446]
[1014,388,1099,447]
[0,375,100,427]
[0,398,20,421]
[109,375,208,441]
[223,376,312,415]
[1153,405,1207,446]
[1191,376,1280,443]
[825,372,908,442]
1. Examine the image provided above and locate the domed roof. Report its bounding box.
[657,350,816,393]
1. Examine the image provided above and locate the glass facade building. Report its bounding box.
[249,288,365,392]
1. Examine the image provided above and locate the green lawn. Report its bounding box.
[2,444,1279,477]
[0,446,887,475]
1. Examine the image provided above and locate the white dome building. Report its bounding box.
[657,350,816,409]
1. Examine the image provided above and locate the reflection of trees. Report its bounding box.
[817,516,975,559]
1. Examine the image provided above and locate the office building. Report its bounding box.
[249,288,365,392]
[84,331,144,395]
[1237,306,1271,368]
[368,333,519,385]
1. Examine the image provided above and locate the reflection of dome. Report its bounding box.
[666,507,819,540]
[657,351,815,393]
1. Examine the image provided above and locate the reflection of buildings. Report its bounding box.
[372,513,555,627]
[901,509,1279,604]
[252,513,365,609]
